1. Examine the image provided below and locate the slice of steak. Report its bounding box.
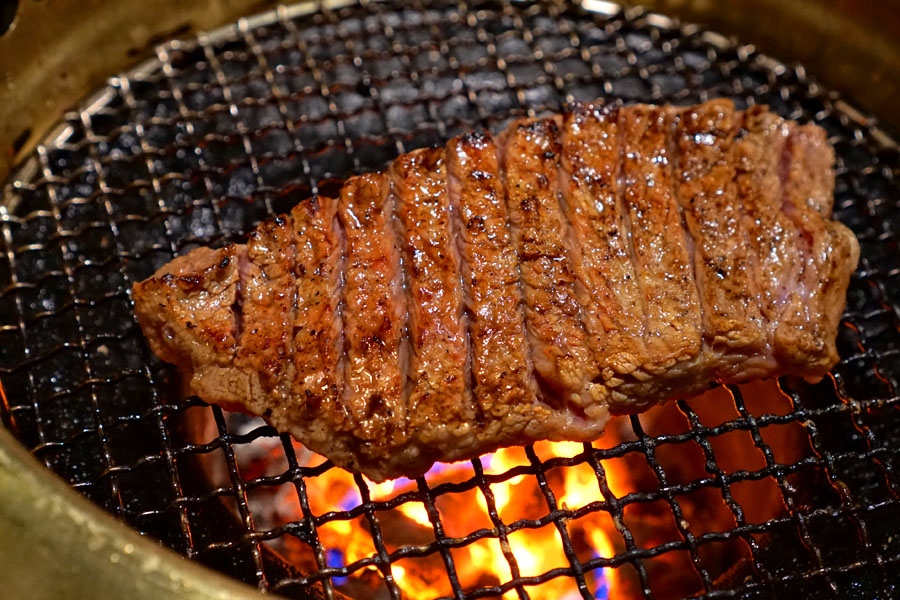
[284,196,358,470]
[785,124,859,348]
[337,173,411,454]
[389,147,477,451]
[617,105,705,404]
[671,99,767,377]
[133,244,256,412]
[236,216,297,392]
[731,106,800,378]
[558,102,649,410]
[497,118,604,417]
[779,125,860,376]
[132,100,858,482]
[445,131,607,445]
[444,131,539,440]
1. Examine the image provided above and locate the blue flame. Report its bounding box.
[326,548,350,587]
[425,462,449,478]
[591,549,612,600]
[337,488,362,511]
[393,475,416,487]
[594,570,611,599]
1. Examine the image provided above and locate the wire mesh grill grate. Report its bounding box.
[2,0,900,598]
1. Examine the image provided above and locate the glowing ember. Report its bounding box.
[220,380,804,599]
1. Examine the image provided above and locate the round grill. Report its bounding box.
[2,0,900,598]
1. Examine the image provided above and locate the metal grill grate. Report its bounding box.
[2,0,900,598]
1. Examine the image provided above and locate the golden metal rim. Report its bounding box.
[0,425,267,599]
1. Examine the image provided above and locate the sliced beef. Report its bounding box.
[558,102,649,408]
[617,105,706,408]
[445,131,598,445]
[411,132,610,461]
[133,243,293,421]
[236,217,297,391]
[337,174,411,457]
[283,195,356,471]
[671,100,767,378]
[389,147,477,451]
[133,100,858,482]
[731,106,799,378]
[779,126,860,376]
[135,244,240,372]
[497,118,603,416]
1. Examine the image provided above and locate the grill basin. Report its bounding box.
[2,0,900,598]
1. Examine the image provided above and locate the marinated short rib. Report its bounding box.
[133,99,859,481]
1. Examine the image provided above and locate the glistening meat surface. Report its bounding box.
[133,99,860,482]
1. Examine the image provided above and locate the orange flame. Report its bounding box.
[284,438,624,599]
[250,380,801,600]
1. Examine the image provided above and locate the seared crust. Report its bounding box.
[732,107,799,377]
[390,147,477,449]
[618,105,705,401]
[338,174,410,452]
[236,217,297,390]
[558,103,648,396]
[446,131,609,444]
[134,245,240,371]
[779,125,860,376]
[671,100,767,375]
[498,118,601,413]
[445,132,539,434]
[132,244,276,417]
[283,196,355,465]
[132,100,857,482]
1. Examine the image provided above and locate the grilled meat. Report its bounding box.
[133,99,859,481]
